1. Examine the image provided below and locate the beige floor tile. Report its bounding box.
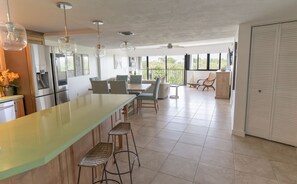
[145,137,177,153]
[160,155,198,181]
[232,136,267,158]
[185,125,209,135]
[165,123,188,132]
[120,167,157,184]
[179,133,206,146]
[234,171,279,184]
[207,127,232,140]
[270,161,297,184]
[194,163,235,184]
[193,113,213,121]
[129,134,154,148]
[190,119,211,127]
[209,120,232,130]
[200,148,234,169]
[155,129,183,141]
[138,149,168,171]
[143,120,169,129]
[234,154,276,179]
[171,142,203,161]
[135,126,162,137]
[204,137,233,152]
[152,173,193,184]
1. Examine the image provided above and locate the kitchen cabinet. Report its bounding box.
[215,71,230,99]
[14,98,25,118]
[246,22,297,146]
[0,48,5,71]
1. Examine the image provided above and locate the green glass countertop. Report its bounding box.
[0,95,24,103]
[0,94,135,180]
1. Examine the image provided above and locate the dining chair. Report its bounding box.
[137,78,160,113]
[91,80,109,94]
[130,75,142,84]
[116,75,128,82]
[109,81,128,94]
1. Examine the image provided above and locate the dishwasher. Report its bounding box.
[0,101,16,124]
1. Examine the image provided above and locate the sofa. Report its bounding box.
[142,80,170,99]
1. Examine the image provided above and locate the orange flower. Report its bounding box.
[0,69,19,87]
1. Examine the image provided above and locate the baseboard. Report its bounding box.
[232,129,245,137]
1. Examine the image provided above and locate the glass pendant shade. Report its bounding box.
[94,44,106,57]
[120,41,135,52]
[57,2,76,55]
[0,0,27,51]
[58,36,77,55]
[93,20,105,58]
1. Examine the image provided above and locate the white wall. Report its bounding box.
[99,49,129,80]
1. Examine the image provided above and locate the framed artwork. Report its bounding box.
[82,54,90,75]
[74,54,83,76]
[113,54,122,69]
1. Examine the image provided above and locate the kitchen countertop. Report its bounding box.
[0,94,135,180]
[0,95,24,103]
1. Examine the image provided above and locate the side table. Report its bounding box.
[170,85,179,99]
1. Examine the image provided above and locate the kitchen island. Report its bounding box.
[0,94,135,184]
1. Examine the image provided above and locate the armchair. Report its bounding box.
[197,72,216,91]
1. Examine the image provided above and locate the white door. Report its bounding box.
[271,22,297,146]
[246,25,279,139]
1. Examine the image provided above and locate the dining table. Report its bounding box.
[127,83,151,92]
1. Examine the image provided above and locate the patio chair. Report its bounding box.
[91,80,109,94]
[137,78,160,113]
[197,72,216,91]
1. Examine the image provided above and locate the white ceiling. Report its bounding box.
[1,0,297,48]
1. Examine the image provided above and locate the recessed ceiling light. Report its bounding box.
[118,31,134,36]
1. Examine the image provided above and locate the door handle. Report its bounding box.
[258,90,262,93]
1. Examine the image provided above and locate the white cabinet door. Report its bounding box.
[246,25,279,139]
[271,22,297,146]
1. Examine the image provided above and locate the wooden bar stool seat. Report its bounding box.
[77,142,122,184]
[107,122,140,184]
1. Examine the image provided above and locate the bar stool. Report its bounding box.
[107,122,141,184]
[77,142,122,184]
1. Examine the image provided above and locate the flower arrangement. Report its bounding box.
[0,69,19,87]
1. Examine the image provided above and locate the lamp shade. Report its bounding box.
[94,44,106,57]
[0,22,27,51]
[58,36,77,55]
[120,41,135,52]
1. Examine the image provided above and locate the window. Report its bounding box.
[188,53,228,71]
[167,55,184,84]
[198,54,207,70]
[141,56,148,80]
[209,53,220,70]
[190,54,198,70]
[148,56,165,79]
[220,53,228,70]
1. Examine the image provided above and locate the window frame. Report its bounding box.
[188,53,227,71]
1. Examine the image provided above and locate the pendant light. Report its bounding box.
[120,41,135,52]
[0,0,27,51]
[57,2,77,55]
[93,20,106,57]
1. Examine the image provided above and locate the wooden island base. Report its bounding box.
[0,111,123,184]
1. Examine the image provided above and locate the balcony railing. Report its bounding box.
[140,69,184,85]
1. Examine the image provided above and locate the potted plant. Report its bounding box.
[0,69,19,97]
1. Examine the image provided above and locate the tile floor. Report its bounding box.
[109,87,297,184]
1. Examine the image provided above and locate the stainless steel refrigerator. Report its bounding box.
[50,53,70,105]
[30,44,56,111]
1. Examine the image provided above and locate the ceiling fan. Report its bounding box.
[159,43,184,49]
